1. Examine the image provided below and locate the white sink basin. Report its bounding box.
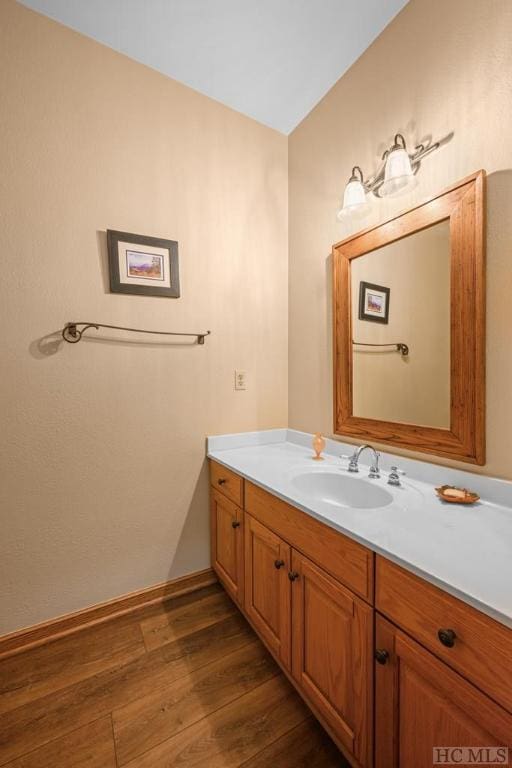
[291,470,393,509]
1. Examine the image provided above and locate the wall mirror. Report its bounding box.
[332,171,485,464]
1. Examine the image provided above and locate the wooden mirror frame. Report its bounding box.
[332,170,485,465]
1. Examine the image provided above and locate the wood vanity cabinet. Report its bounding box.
[376,556,512,714]
[209,461,512,768]
[244,512,372,764]
[210,461,373,768]
[375,557,512,767]
[375,615,512,768]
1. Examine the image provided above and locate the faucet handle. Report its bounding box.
[388,466,405,486]
[341,453,359,472]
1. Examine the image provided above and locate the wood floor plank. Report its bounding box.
[129,584,223,626]
[0,619,145,716]
[0,583,342,768]
[140,591,236,652]
[0,615,253,766]
[0,584,222,717]
[1,716,116,768]
[240,716,346,768]
[123,674,310,768]
[113,640,278,765]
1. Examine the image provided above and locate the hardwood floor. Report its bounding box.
[0,584,346,767]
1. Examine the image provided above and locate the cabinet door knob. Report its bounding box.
[217,478,227,485]
[231,520,241,529]
[438,628,457,648]
[274,559,285,569]
[288,571,300,582]
[374,648,389,665]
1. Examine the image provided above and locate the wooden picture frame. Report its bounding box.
[107,229,180,298]
[332,170,486,465]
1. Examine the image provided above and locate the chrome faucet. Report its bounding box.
[345,444,380,479]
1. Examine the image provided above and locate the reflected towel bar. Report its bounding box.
[62,322,211,345]
[352,340,409,357]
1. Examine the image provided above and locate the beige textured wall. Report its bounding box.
[351,221,450,428]
[289,0,512,479]
[0,0,288,635]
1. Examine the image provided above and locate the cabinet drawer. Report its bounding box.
[210,460,244,507]
[245,481,373,603]
[376,556,512,713]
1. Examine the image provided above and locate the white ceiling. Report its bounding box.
[20,0,408,134]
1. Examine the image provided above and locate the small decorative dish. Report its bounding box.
[435,485,480,504]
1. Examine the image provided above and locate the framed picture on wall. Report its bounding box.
[358,281,390,323]
[107,230,180,297]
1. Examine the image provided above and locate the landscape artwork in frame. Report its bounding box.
[107,230,180,297]
[358,281,390,324]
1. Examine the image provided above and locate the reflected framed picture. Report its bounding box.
[358,281,390,323]
[107,230,180,297]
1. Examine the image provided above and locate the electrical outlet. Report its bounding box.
[235,370,247,390]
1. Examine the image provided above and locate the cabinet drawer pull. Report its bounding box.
[374,648,389,665]
[438,628,457,648]
[274,559,285,569]
[217,478,227,485]
[288,571,300,582]
[231,520,241,529]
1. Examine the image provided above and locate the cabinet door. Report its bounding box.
[244,514,291,669]
[291,550,372,767]
[210,488,244,606]
[375,614,512,768]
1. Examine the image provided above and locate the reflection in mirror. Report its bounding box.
[350,220,451,428]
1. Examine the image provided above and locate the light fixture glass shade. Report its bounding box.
[336,179,369,221]
[380,147,417,197]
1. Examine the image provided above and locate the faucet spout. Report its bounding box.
[347,444,381,478]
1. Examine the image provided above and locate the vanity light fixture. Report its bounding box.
[379,133,417,197]
[336,133,440,220]
[336,166,370,221]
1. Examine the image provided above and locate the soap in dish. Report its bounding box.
[435,485,480,504]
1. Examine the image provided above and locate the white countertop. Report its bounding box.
[207,429,512,629]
